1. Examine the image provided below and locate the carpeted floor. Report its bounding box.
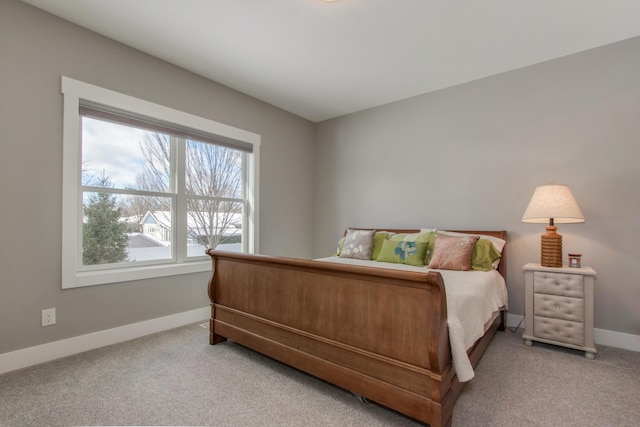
[0,323,638,426]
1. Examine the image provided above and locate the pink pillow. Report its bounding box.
[428,234,479,271]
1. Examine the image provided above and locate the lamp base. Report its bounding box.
[540,225,563,267]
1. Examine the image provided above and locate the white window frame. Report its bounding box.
[61,76,260,289]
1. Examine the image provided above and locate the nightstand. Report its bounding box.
[523,263,597,359]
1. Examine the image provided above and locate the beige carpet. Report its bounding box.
[0,323,638,426]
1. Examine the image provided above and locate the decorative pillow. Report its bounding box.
[437,230,506,270]
[339,229,375,260]
[428,234,479,271]
[388,231,435,264]
[371,231,395,260]
[376,239,429,266]
[437,230,506,254]
[471,239,502,272]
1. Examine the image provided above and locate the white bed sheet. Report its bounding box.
[315,256,508,382]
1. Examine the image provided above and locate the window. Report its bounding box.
[61,77,260,288]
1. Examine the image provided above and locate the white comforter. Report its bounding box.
[315,257,508,382]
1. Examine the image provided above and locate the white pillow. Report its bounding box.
[420,228,437,234]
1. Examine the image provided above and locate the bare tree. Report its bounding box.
[137,133,243,249]
[112,134,171,232]
[138,133,171,196]
[185,140,242,248]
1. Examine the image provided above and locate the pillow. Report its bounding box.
[471,239,502,272]
[336,230,391,257]
[437,230,506,269]
[376,239,429,266]
[334,237,345,256]
[339,229,375,260]
[389,233,408,241]
[428,234,479,271]
[421,232,437,265]
[388,231,436,264]
[371,231,395,260]
[437,230,506,254]
[404,232,432,243]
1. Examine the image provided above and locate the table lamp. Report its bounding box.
[522,182,584,267]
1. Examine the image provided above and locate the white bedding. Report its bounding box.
[315,256,508,382]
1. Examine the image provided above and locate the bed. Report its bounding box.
[206,229,507,427]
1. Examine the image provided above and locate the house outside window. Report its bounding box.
[62,77,260,288]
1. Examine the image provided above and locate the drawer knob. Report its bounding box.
[554,280,560,286]
[554,304,560,310]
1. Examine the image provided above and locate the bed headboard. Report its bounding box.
[344,228,507,280]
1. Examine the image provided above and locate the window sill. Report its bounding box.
[63,261,211,289]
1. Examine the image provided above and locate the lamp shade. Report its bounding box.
[522,184,585,224]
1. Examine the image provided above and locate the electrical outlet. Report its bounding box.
[41,308,56,326]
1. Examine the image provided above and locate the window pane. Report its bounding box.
[82,192,173,266]
[81,117,171,192]
[187,199,243,252]
[185,139,243,198]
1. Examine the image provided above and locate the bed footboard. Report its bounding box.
[206,250,469,426]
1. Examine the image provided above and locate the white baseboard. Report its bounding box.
[2,309,635,376]
[0,307,209,375]
[594,328,640,352]
[506,313,640,353]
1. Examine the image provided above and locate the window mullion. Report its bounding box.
[174,136,187,262]
[242,153,248,253]
[244,148,258,254]
[80,186,174,199]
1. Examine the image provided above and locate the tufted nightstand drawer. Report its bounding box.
[533,316,585,347]
[533,271,584,298]
[533,293,584,323]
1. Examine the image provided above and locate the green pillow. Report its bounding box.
[388,231,435,264]
[371,231,393,260]
[376,240,429,266]
[422,232,436,265]
[334,237,345,256]
[471,239,502,271]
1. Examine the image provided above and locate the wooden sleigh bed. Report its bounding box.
[206,229,507,427]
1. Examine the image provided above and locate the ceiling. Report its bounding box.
[21,0,640,122]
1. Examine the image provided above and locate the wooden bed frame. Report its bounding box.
[206,229,507,427]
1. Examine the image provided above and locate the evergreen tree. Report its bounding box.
[82,176,129,265]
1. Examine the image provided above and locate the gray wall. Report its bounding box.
[314,37,640,335]
[2,0,638,357]
[0,0,315,354]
